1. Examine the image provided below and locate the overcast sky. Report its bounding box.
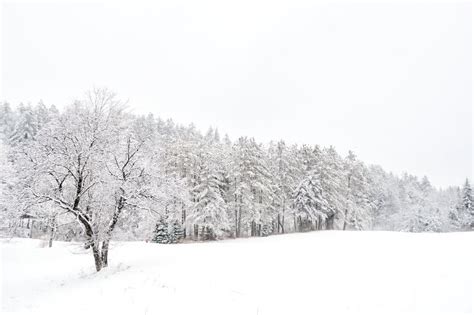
[1,1,472,188]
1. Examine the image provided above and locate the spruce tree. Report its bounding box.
[152,218,170,244]
[170,221,184,243]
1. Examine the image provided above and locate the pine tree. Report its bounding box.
[461,179,473,229]
[152,218,171,244]
[229,137,275,237]
[189,136,230,239]
[268,141,299,234]
[342,150,372,230]
[320,146,345,229]
[9,104,37,144]
[293,170,328,231]
[169,220,184,243]
[0,102,15,140]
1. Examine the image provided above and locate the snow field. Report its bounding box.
[2,231,473,315]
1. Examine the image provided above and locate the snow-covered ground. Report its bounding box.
[1,231,473,315]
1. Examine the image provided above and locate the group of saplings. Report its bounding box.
[152,217,184,244]
[152,219,277,244]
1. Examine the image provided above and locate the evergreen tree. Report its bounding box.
[461,179,473,229]
[293,170,328,231]
[189,135,230,239]
[342,151,374,230]
[152,218,170,244]
[9,104,37,144]
[268,141,299,234]
[320,146,345,229]
[229,137,275,237]
[169,220,184,243]
[0,102,15,140]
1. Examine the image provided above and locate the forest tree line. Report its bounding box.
[0,89,472,271]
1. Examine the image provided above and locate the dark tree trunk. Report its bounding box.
[281,213,285,233]
[48,217,56,248]
[94,194,124,270]
[29,220,34,238]
[234,208,238,238]
[101,240,109,267]
[182,206,187,239]
[200,226,206,240]
[236,206,242,238]
[280,199,286,234]
[92,244,103,272]
[327,214,335,230]
[344,174,352,230]
[277,214,281,234]
[194,224,199,239]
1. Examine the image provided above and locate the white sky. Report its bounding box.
[1,1,472,188]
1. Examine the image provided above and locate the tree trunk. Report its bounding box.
[194,224,199,239]
[92,244,103,272]
[280,199,286,234]
[48,217,56,248]
[200,226,206,240]
[343,208,349,230]
[182,206,187,239]
[237,206,242,238]
[327,214,334,230]
[277,214,281,234]
[234,208,238,238]
[281,213,285,234]
[344,174,352,230]
[101,240,109,268]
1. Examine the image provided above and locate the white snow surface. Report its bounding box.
[1,231,473,315]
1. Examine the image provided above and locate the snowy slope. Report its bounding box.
[1,231,473,315]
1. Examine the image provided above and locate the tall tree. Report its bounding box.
[320,146,345,229]
[15,89,157,271]
[229,137,275,237]
[342,151,373,230]
[268,141,299,233]
[189,134,230,240]
[293,170,328,231]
